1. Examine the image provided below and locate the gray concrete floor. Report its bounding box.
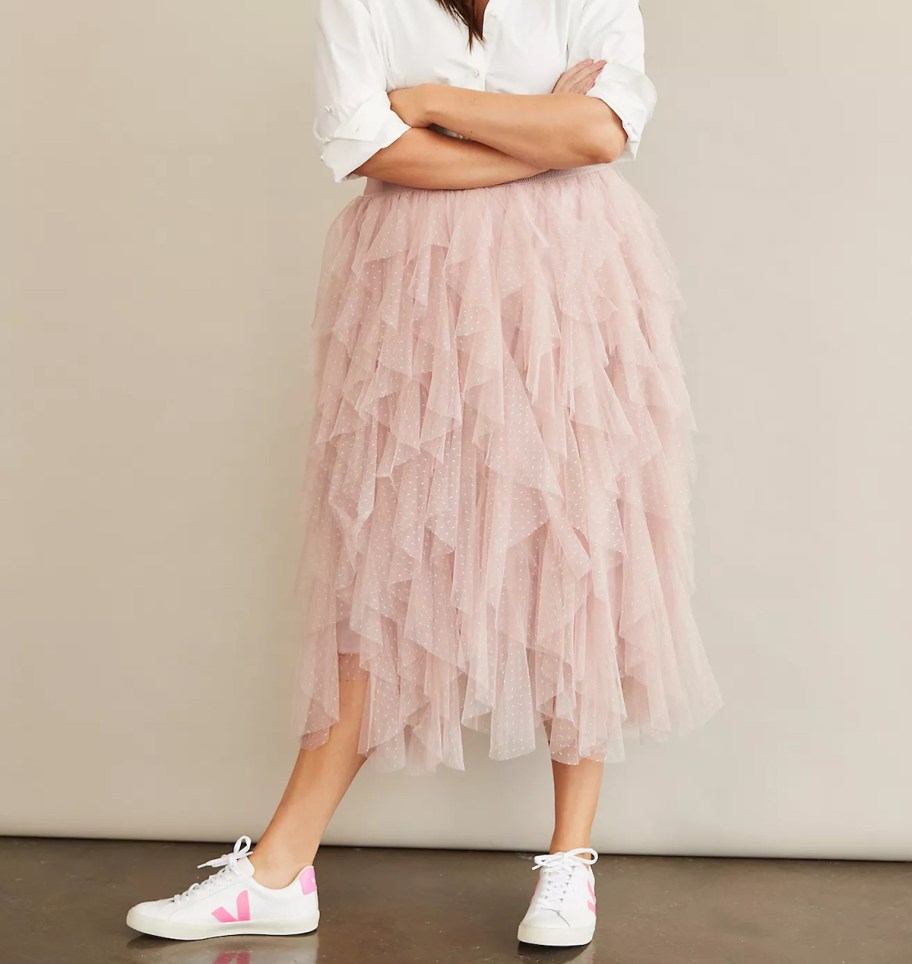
[0,838,910,964]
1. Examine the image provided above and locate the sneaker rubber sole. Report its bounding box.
[517,920,595,947]
[126,908,319,941]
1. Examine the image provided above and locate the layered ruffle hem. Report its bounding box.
[291,164,723,773]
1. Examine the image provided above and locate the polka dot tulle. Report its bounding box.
[291,165,723,773]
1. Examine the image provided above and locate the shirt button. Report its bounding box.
[324,104,335,114]
[473,68,480,77]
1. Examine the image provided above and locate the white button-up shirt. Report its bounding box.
[314,0,658,183]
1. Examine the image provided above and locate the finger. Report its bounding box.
[558,58,596,87]
[571,58,604,82]
[569,62,607,94]
[553,58,607,94]
[564,57,595,83]
[554,62,600,94]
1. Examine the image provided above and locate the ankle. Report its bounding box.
[249,843,317,889]
[548,836,593,854]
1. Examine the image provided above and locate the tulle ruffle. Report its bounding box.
[291,165,723,773]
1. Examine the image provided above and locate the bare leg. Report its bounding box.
[549,758,604,853]
[250,679,368,887]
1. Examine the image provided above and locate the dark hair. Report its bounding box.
[434,1,485,47]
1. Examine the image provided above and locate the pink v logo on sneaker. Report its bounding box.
[299,867,317,896]
[211,890,251,923]
[586,880,597,914]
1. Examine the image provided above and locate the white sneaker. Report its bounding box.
[516,847,598,947]
[126,836,319,941]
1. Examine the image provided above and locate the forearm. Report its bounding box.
[414,86,627,169]
[355,128,547,189]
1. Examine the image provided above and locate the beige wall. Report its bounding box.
[2,1,910,859]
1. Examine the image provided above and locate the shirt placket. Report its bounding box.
[467,1,503,90]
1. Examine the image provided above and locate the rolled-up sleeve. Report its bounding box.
[314,0,411,182]
[570,0,658,162]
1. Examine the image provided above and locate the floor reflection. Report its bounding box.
[123,932,604,964]
[126,935,319,964]
[516,939,598,964]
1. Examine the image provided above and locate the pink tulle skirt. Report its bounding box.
[291,163,723,772]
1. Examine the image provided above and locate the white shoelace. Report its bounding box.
[171,835,252,904]
[530,847,598,911]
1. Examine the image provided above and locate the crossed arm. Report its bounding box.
[355,60,630,190]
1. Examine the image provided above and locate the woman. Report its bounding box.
[126,0,722,948]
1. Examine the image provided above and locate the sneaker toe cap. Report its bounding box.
[520,908,571,930]
[127,898,176,925]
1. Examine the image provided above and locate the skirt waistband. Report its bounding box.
[362,162,610,197]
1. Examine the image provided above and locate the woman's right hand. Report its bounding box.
[551,59,607,95]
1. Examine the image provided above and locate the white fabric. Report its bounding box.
[314,0,657,182]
